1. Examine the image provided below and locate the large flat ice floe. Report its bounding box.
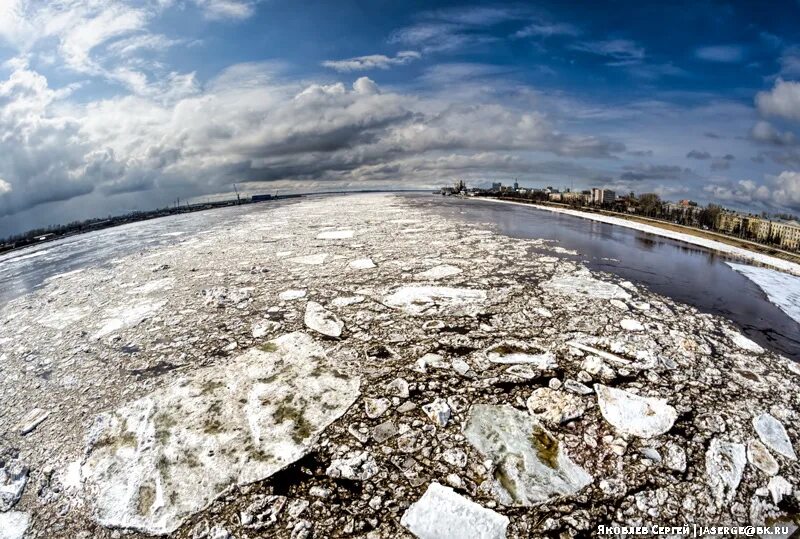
[463,404,592,506]
[727,262,800,324]
[540,272,631,300]
[401,482,509,539]
[79,332,360,534]
[595,385,677,438]
[382,286,487,316]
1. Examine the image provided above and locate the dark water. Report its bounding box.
[418,195,800,360]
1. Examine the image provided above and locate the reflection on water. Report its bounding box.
[419,195,800,360]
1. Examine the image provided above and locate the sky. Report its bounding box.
[2,0,800,237]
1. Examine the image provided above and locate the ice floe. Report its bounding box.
[79,332,360,534]
[349,258,376,270]
[278,289,306,301]
[382,286,487,316]
[705,439,746,507]
[727,263,800,324]
[91,299,167,340]
[753,413,797,460]
[595,385,677,438]
[417,265,462,280]
[540,272,631,300]
[289,253,328,265]
[400,482,509,539]
[0,511,30,539]
[463,404,592,506]
[484,342,557,369]
[304,301,344,338]
[0,451,28,511]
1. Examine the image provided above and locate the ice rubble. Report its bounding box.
[463,405,592,506]
[3,193,800,537]
[79,332,360,534]
[401,482,509,539]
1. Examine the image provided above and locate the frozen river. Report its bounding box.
[1,193,798,359]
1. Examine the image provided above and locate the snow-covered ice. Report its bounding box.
[727,263,800,324]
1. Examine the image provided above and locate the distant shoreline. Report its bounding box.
[475,196,800,277]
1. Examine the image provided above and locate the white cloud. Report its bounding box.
[192,0,255,20]
[0,60,626,228]
[106,33,184,56]
[322,51,420,72]
[570,40,645,63]
[513,21,579,39]
[704,172,800,211]
[756,79,800,123]
[750,120,797,146]
[0,179,11,194]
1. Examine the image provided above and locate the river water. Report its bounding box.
[0,193,798,359]
[419,195,800,360]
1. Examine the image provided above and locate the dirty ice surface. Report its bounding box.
[1,193,800,539]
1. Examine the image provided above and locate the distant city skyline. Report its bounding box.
[1,0,800,236]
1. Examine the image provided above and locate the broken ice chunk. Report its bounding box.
[0,511,30,539]
[705,438,746,507]
[80,332,360,535]
[422,399,451,427]
[753,413,797,460]
[304,301,344,338]
[595,385,676,438]
[279,289,306,301]
[747,439,779,476]
[417,265,462,280]
[349,258,376,270]
[463,404,592,506]
[16,408,50,435]
[484,342,557,369]
[382,286,486,316]
[400,482,509,539]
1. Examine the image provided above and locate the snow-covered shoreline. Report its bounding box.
[476,198,800,277]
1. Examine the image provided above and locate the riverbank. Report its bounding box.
[477,197,800,277]
[1,194,798,538]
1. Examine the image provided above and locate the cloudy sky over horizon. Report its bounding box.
[2,0,800,236]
